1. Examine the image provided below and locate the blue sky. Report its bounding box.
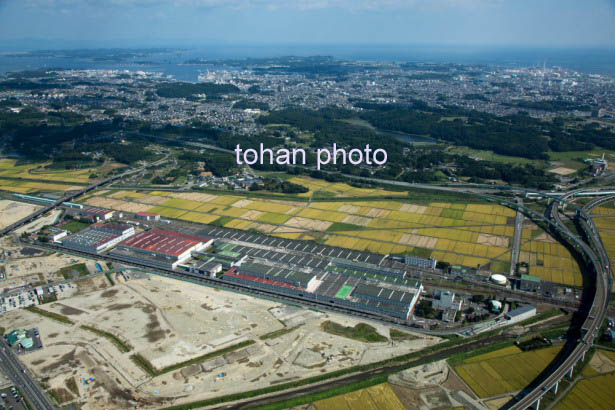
[0,0,614,48]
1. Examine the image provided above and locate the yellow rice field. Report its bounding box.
[288,176,408,198]
[314,383,405,410]
[82,189,525,268]
[0,178,84,193]
[0,158,117,183]
[554,373,615,410]
[463,346,522,364]
[455,346,562,398]
[518,226,583,286]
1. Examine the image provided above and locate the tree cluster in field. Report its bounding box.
[248,177,308,194]
[178,149,238,177]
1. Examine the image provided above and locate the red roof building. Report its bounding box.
[136,212,160,221]
[116,229,212,265]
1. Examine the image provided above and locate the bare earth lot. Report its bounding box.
[0,199,41,229]
[3,275,440,409]
[2,252,94,288]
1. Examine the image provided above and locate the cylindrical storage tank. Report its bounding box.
[490,274,507,285]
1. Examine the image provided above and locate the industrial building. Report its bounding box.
[136,211,160,221]
[519,274,542,292]
[586,153,608,176]
[224,267,311,296]
[344,282,422,320]
[182,257,224,277]
[92,222,135,239]
[505,305,536,323]
[432,290,462,311]
[403,255,437,270]
[48,227,68,242]
[450,265,477,277]
[518,274,559,296]
[60,222,135,254]
[237,261,317,289]
[12,193,83,209]
[79,207,115,221]
[329,258,406,279]
[6,329,33,349]
[62,228,123,253]
[6,329,26,346]
[111,229,212,269]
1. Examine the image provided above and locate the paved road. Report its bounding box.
[510,197,524,275]
[506,190,611,409]
[0,340,55,410]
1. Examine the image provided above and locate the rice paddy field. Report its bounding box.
[83,189,521,270]
[0,177,85,193]
[287,176,409,198]
[0,158,96,183]
[557,199,615,285]
[518,224,583,287]
[81,187,583,282]
[313,382,405,410]
[0,158,125,194]
[553,373,615,410]
[454,345,562,398]
[589,200,615,281]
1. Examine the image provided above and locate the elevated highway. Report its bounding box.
[0,176,612,409]
[500,189,612,409]
[0,157,168,237]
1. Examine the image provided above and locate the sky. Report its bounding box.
[0,0,614,49]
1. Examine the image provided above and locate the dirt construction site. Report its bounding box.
[0,199,41,229]
[1,274,441,409]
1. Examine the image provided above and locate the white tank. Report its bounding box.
[490,274,507,285]
[491,300,503,311]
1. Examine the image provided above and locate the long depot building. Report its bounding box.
[110,228,213,269]
[61,222,135,253]
[221,258,422,320]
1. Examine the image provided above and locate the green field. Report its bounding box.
[321,321,388,343]
[61,220,90,233]
[335,285,354,299]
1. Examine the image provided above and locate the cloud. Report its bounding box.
[21,0,503,11]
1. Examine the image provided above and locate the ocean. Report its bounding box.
[0,45,614,82]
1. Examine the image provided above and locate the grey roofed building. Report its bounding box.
[449,265,477,276]
[188,259,223,277]
[238,261,315,288]
[432,290,462,311]
[92,222,134,235]
[519,274,541,292]
[110,247,179,270]
[330,258,406,278]
[505,305,537,323]
[351,282,420,308]
[403,255,437,270]
[351,296,414,318]
[61,228,121,253]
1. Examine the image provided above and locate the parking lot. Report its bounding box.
[1,283,76,314]
[0,290,38,314]
[0,386,27,410]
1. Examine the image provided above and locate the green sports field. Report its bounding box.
[335,285,354,299]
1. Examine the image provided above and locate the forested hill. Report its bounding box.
[353,102,615,160]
